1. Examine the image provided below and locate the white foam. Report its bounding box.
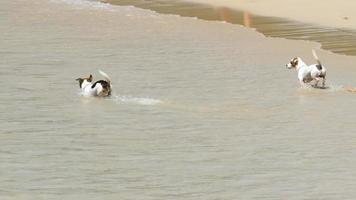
[49,0,163,21]
[50,0,115,11]
[114,95,163,106]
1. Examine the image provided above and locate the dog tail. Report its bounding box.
[98,70,111,84]
[312,49,323,70]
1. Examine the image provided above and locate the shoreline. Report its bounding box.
[4,0,356,198]
[104,0,356,56]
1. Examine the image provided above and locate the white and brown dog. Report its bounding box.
[76,70,112,97]
[286,50,326,88]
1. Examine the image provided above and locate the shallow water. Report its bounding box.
[106,0,356,56]
[2,0,356,199]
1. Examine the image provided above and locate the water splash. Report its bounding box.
[113,95,163,106]
[297,83,356,93]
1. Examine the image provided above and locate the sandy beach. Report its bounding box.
[2,0,356,199]
[188,0,356,29]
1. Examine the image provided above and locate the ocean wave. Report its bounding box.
[49,0,161,18]
[50,0,115,10]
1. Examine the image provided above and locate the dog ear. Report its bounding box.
[291,57,298,66]
[88,74,93,82]
[76,78,84,88]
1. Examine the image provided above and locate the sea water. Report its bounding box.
[1,0,356,199]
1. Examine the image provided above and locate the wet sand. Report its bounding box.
[105,0,356,56]
[188,0,356,29]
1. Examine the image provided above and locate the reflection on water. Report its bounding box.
[105,0,356,56]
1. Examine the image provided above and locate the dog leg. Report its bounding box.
[300,80,309,88]
[322,78,326,87]
[314,80,319,87]
[314,77,323,88]
[315,79,321,87]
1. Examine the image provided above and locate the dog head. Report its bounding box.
[76,74,93,88]
[286,57,300,69]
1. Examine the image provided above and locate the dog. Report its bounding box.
[76,70,112,97]
[286,50,326,88]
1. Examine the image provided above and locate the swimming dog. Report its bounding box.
[286,50,326,88]
[76,70,112,97]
